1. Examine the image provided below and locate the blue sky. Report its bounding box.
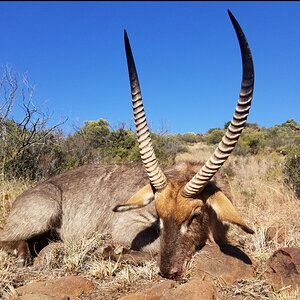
[0,2,299,134]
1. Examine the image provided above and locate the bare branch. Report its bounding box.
[0,65,18,120]
[0,66,67,179]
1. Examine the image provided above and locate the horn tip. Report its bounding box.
[227,9,236,23]
[124,30,131,53]
[124,30,128,40]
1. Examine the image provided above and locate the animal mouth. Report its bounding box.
[158,270,182,280]
[158,259,189,280]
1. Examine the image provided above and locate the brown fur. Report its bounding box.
[155,182,202,222]
[114,161,253,278]
[153,164,233,278]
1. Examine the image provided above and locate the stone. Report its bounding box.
[17,295,59,300]
[118,295,159,300]
[16,275,94,300]
[118,280,174,300]
[264,247,300,290]
[191,243,255,284]
[163,279,219,300]
[118,277,220,300]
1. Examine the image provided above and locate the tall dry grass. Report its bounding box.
[0,178,33,228]
[223,152,299,260]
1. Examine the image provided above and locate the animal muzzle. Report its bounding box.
[158,259,188,280]
[159,266,183,280]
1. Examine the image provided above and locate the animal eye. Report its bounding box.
[192,207,202,216]
[181,211,198,235]
[187,207,202,226]
[187,216,194,227]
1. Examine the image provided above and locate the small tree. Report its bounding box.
[0,66,66,180]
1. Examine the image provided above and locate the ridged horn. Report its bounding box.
[183,10,254,197]
[124,30,167,190]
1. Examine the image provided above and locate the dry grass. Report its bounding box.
[0,234,160,299]
[0,144,299,299]
[223,152,300,259]
[0,178,33,228]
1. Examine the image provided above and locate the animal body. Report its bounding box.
[0,10,255,279]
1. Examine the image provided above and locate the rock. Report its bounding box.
[118,280,174,300]
[16,275,94,300]
[163,279,219,300]
[118,278,219,300]
[119,295,159,300]
[264,247,300,290]
[16,295,58,300]
[191,243,255,284]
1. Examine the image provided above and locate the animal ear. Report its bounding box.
[113,184,155,212]
[207,191,254,234]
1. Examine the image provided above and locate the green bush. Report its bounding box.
[108,128,140,163]
[232,120,300,156]
[63,119,187,168]
[175,133,201,144]
[283,145,300,198]
[151,133,187,166]
[205,129,224,145]
[234,128,266,155]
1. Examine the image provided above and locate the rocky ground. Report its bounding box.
[3,240,300,300]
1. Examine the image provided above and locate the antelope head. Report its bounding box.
[114,10,255,279]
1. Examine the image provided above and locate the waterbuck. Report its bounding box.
[0,10,254,279]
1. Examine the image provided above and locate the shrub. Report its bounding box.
[283,145,300,198]
[151,133,187,166]
[263,120,299,151]
[235,128,265,155]
[175,133,201,144]
[205,129,224,145]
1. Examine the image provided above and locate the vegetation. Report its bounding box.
[283,144,300,197]
[0,66,298,195]
[0,67,299,299]
[1,143,299,299]
[3,117,298,193]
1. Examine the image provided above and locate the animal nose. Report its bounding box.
[159,267,181,280]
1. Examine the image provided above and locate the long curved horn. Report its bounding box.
[124,30,167,190]
[183,10,254,197]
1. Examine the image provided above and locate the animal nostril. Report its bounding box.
[159,267,181,280]
[170,273,179,279]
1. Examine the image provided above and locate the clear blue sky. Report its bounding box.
[0,1,299,134]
